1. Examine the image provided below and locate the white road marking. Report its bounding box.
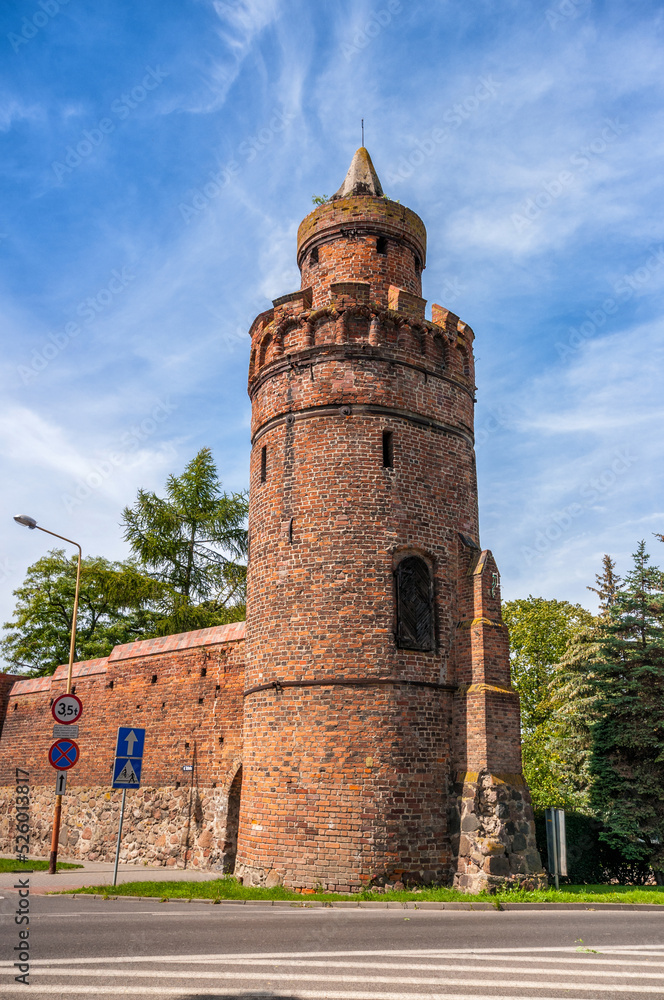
[3,967,664,992]
[2,958,663,978]
[0,990,658,999]
[4,945,664,964]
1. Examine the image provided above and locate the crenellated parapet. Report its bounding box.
[247,284,476,394]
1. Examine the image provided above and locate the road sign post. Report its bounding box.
[545,807,567,889]
[112,726,146,886]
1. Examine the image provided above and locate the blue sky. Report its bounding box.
[1,0,663,646]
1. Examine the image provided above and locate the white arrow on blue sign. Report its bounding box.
[112,726,146,789]
[115,726,145,759]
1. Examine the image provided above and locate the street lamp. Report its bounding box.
[13,515,82,875]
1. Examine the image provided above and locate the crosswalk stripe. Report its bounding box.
[0,989,655,999]
[7,967,664,991]
[5,945,663,965]
[4,959,663,980]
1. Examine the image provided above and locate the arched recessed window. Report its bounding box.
[456,344,471,378]
[310,246,319,265]
[395,555,434,650]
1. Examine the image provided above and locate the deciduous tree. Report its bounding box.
[1,550,165,675]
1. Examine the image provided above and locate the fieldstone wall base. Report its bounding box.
[235,862,284,888]
[0,785,236,871]
[451,770,547,893]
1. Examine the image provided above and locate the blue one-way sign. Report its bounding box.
[112,726,146,789]
[115,726,145,759]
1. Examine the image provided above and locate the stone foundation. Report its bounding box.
[0,785,236,871]
[451,770,547,892]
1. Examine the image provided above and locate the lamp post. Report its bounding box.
[13,515,82,875]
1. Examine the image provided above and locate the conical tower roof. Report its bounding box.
[331,147,384,200]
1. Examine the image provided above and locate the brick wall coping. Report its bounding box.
[108,621,245,661]
[10,657,110,696]
[6,621,247,696]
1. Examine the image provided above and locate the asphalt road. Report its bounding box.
[1,893,663,999]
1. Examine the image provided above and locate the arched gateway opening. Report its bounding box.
[223,766,242,873]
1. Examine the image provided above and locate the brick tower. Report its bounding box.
[236,148,544,892]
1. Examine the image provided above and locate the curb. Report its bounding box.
[59,893,664,911]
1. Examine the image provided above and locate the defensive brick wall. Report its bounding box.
[0,622,245,869]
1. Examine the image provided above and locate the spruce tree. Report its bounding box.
[587,554,621,616]
[588,542,664,877]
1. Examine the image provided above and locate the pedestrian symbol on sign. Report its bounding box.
[116,760,138,784]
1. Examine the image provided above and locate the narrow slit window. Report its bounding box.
[310,246,319,264]
[382,430,393,468]
[260,445,267,483]
[151,674,157,684]
[376,236,388,256]
[395,556,434,651]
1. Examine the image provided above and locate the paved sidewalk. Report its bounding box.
[0,857,222,894]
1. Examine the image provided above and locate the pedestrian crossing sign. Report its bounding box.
[112,756,142,789]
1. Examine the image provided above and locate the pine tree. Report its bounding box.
[588,542,664,877]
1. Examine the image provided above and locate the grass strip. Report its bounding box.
[0,857,83,872]
[64,877,664,904]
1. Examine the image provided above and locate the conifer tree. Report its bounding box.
[121,447,248,607]
[587,554,621,616]
[588,541,664,878]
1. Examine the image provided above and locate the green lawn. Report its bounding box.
[66,877,664,905]
[0,857,83,872]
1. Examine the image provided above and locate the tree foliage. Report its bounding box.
[503,596,594,732]
[587,542,664,871]
[3,449,249,676]
[503,596,595,812]
[0,550,165,675]
[587,554,621,616]
[121,447,248,606]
